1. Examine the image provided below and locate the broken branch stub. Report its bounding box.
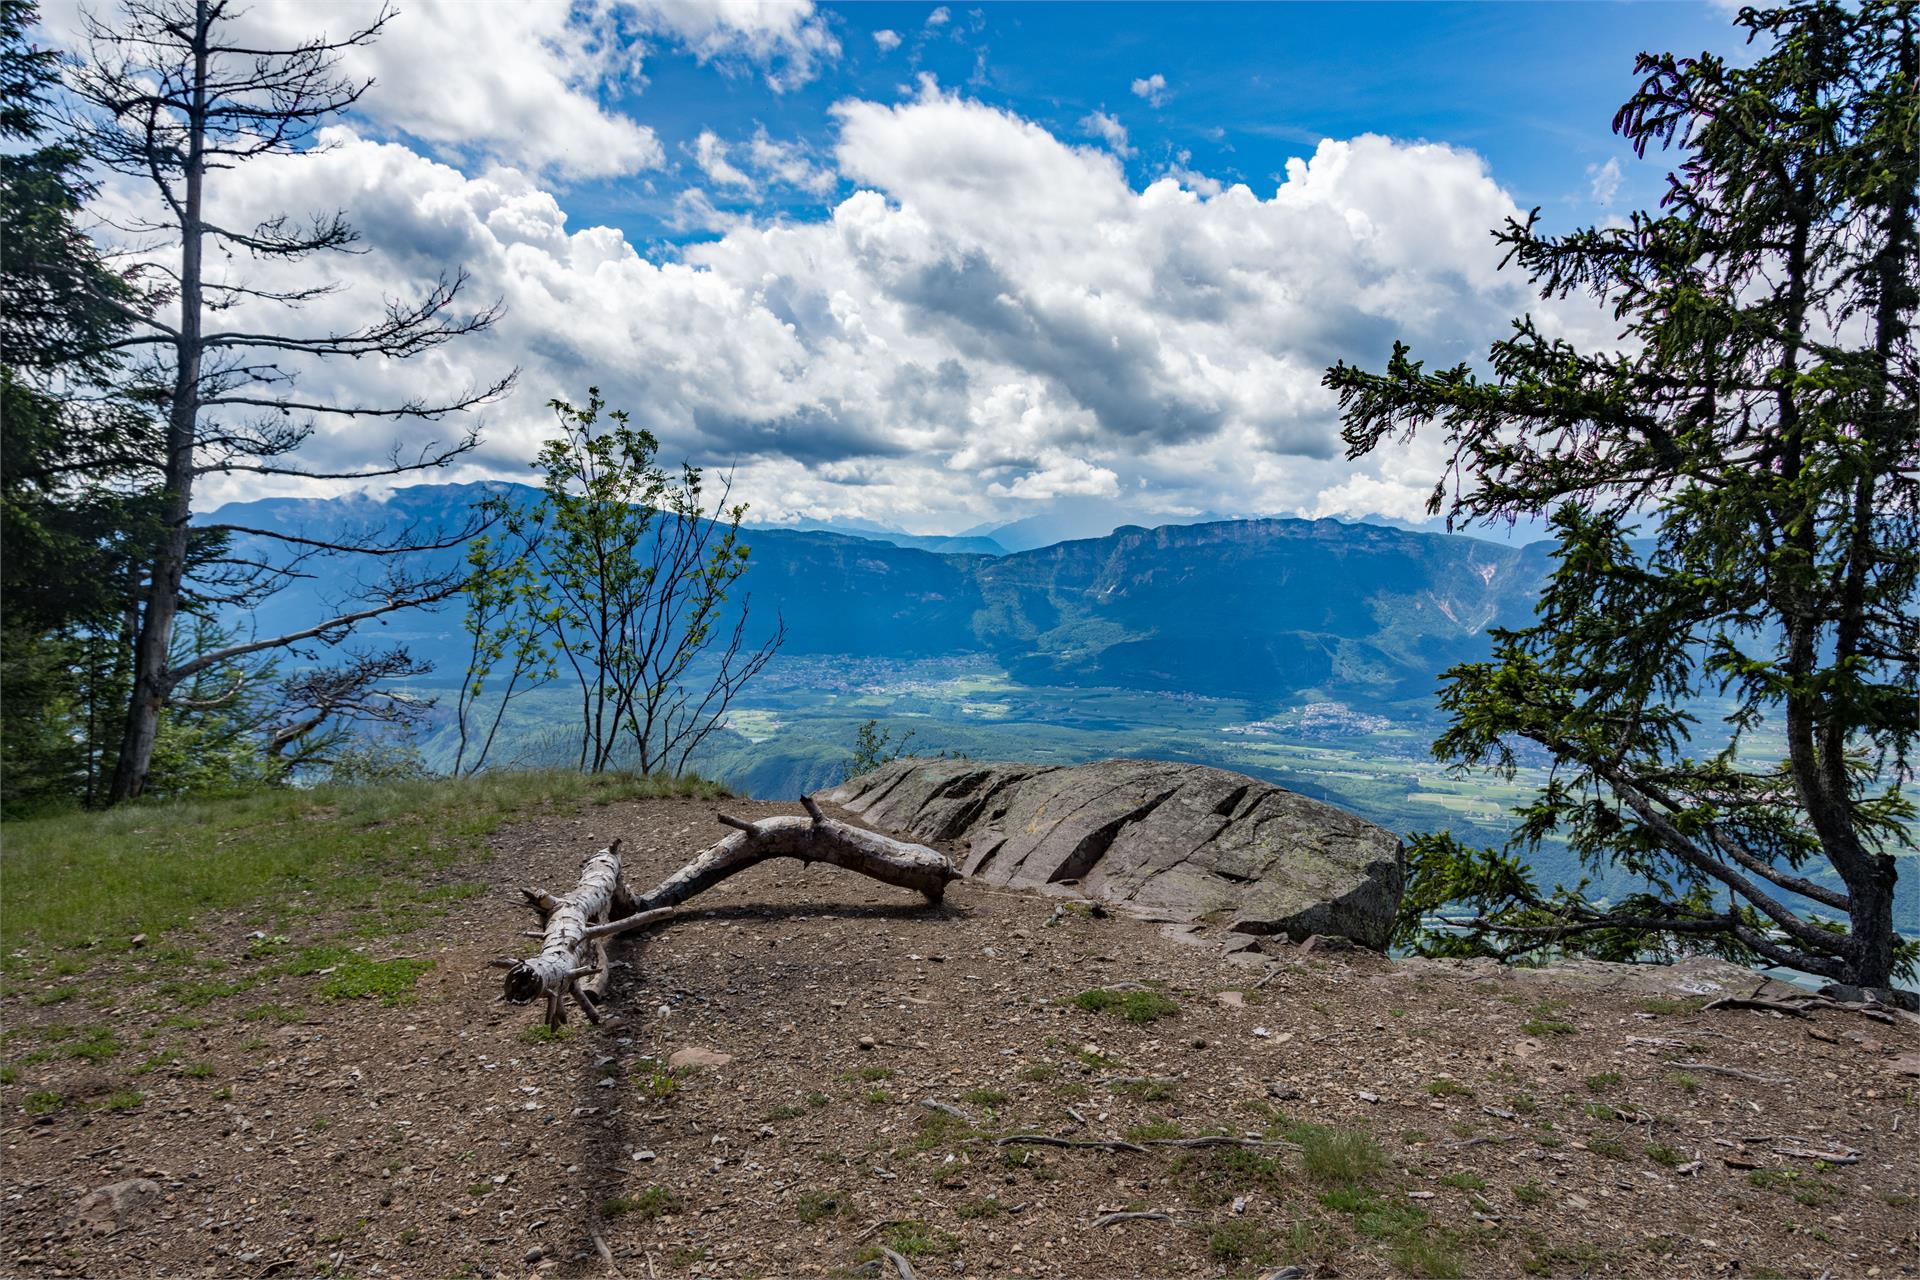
[503,801,958,1025]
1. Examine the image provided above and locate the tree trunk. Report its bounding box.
[108,0,208,804]
[502,797,957,1027]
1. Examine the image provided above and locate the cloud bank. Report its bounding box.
[73,42,1603,529]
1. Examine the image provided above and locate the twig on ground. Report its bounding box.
[919,1098,972,1123]
[1092,1210,1174,1227]
[1669,1061,1792,1085]
[879,1245,918,1280]
[996,1134,1146,1153]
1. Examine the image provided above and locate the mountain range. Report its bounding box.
[209,481,1555,714]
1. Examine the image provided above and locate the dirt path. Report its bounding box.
[4,793,1917,1278]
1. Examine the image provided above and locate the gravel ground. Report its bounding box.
[4,793,1917,1279]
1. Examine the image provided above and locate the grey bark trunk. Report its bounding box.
[108,1,207,803]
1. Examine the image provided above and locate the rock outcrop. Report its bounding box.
[823,757,1404,949]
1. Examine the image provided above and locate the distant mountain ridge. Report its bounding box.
[205,481,1553,713]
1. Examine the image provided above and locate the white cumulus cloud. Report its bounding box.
[1587,156,1623,206]
[95,82,1606,530]
[1079,110,1134,158]
[38,0,840,177]
[873,28,903,53]
[1131,72,1169,106]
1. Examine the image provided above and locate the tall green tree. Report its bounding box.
[1327,1,1918,991]
[0,0,160,809]
[474,390,782,777]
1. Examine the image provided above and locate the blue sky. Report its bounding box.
[584,3,1745,252]
[45,0,1756,537]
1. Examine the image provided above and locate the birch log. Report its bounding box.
[502,796,957,1025]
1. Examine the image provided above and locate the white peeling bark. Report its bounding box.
[503,798,957,1026]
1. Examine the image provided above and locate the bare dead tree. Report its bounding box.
[499,797,958,1029]
[63,0,515,801]
[263,645,433,772]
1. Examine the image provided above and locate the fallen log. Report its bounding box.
[503,797,958,1027]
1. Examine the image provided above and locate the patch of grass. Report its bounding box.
[63,1027,121,1063]
[1205,1220,1275,1265]
[156,976,257,1008]
[956,1196,1006,1220]
[0,771,727,950]
[1391,1229,1468,1280]
[1290,1121,1389,1186]
[1073,987,1179,1023]
[1585,1071,1623,1093]
[883,1222,959,1260]
[910,1109,972,1151]
[805,1091,829,1108]
[1073,1045,1123,1071]
[865,1088,891,1106]
[1509,1093,1540,1116]
[1439,1171,1486,1191]
[1188,1144,1288,1203]
[1426,1078,1474,1099]
[1523,1243,1609,1275]
[856,1065,893,1082]
[133,1049,180,1075]
[631,1059,677,1100]
[1587,1136,1629,1159]
[764,1102,806,1121]
[1520,998,1578,1036]
[0,1066,17,1085]
[1115,1077,1175,1101]
[311,953,433,1005]
[1673,1072,1700,1094]
[183,1062,216,1079]
[1125,1118,1184,1141]
[795,1189,848,1224]
[1644,1143,1682,1167]
[600,1186,682,1220]
[1520,1016,1578,1036]
[31,986,78,1005]
[1017,1063,1056,1082]
[24,1090,64,1115]
[518,1023,571,1045]
[1748,1168,1839,1207]
[93,1090,144,1112]
[158,1014,208,1030]
[1513,1180,1546,1206]
[961,1087,1008,1108]
[1584,1102,1617,1122]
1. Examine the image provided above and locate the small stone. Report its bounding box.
[1252,1026,1271,1038]
[1216,991,1245,1008]
[857,1036,877,1051]
[524,1247,544,1263]
[75,1179,161,1235]
[668,1047,733,1070]
[129,934,147,949]
[631,1150,655,1163]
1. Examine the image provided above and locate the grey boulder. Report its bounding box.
[822,757,1403,949]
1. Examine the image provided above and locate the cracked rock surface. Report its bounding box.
[823,757,1404,948]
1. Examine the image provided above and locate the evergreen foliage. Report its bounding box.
[1328,2,1919,987]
